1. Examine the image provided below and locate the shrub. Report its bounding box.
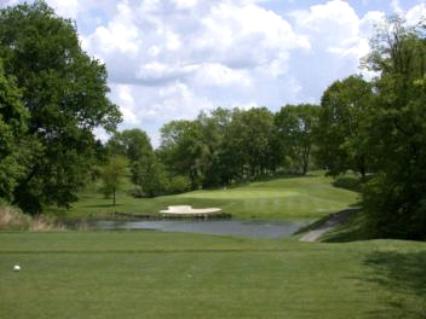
[167,176,191,194]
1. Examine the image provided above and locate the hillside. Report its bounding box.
[53,172,359,220]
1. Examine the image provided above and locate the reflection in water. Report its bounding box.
[86,219,311,239]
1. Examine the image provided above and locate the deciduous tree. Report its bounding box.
[0,1,121,213]
[274,104,319,175]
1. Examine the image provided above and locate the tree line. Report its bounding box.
[101,104,319,200]
[0,2,425,239]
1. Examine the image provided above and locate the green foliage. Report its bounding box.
[196,108,233,187]
[316,75,374,177]
[0,1,121,213]
[332,175,364,193]
[0,61,33,200]
[159,120,205,188]
[274,104,319,175]
[157,106,321,191]
[100,156,127,206]
[130,153,169,197]
[166,175,191,194]
[107,129,152,162]
[361,19,426,239]
[222,107,276,181]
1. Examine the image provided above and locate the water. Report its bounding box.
[86,219,311,239]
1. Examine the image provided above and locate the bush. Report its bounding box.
[167,176,191,194]
[363,173,426,240]
[129,186,144,198]
[333,176,363,192]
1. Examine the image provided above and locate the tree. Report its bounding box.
[362,18,426,239]
[105,129,169,197]
[130,152,168,197]
[100,156,127,207]
[196,108,233,187]
[106,129,152,163]
[0,61,39,201]
[0,2,121,213]
[274,104,319,175]
[222,107,275,181]
[316,75,374,178]
[158,120,204,188]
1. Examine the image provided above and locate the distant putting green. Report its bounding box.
[54,172,359,220]
[1,232,425,319]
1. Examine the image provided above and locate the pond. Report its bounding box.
[84,219,312,239]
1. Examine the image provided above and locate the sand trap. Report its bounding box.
[160,205,222,216]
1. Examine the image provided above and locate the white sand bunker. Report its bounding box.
[159,205,222,216]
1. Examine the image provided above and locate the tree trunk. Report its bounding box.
[113,187,116,207]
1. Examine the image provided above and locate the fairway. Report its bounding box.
[1,232,425,319]
[58,172,359,220]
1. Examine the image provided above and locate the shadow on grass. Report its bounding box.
[363,250,426,318]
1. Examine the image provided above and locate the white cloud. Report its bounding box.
[46,0,81,18]
[77,0,311,144]
[196,2,310,69]
[405,3,426,27]
[115,85,139,125]
[193,63,252,87]
[285,0,389,101]
[391,0,403,15]
[82,1,140,55]
[0,0,19,7]
[174,0,198,9]
[2,0,425,147]
[293,0,364,58]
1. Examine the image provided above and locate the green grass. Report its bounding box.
[1,231,425,318]
[52,172,359,220]
[322,210,373,242]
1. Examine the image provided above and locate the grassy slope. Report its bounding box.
[1,231,425,319]
[54,172,359,220]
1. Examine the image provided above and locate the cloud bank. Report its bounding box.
[1,0,425,145]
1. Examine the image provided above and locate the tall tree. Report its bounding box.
[0,2,121,213]
[130,151,171,197]
[158,120,204,188]
[363,18,426,238]
[197,108,233,187]
[316,75,374,178]
[222,107,275,181]
[107,129,152,163]
[274,104,319,175]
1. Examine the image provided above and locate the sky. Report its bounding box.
[1,0,425,146]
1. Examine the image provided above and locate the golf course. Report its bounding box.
[1,173,426,318]
[1,232,425,319]
[55,172,359,220]
[1,1,425,318]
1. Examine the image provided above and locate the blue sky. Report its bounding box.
[1,0,425,145]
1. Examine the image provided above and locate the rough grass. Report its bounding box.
[51,171,359,220]
[0,206,59,231]
[0,231,425,319]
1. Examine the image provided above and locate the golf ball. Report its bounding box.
[13,265,21,272]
